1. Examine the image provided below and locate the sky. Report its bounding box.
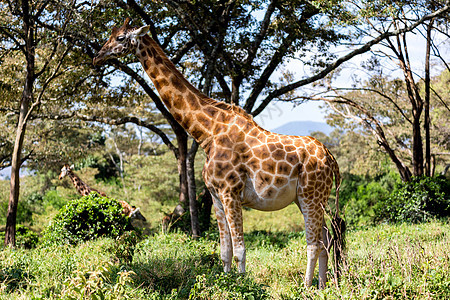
[254,101,326,130]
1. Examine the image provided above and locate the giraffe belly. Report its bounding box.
[241,176,298,211]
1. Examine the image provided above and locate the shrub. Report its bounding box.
[0,224,39,249]
[374,176,450,223]
[41,192,132,246]
[15,224,39,249]
[113,231,142,264]
[338,172,399,227]
[0,265,32,293]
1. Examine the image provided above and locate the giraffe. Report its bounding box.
[59,164,147,221]
[93,18,345,288]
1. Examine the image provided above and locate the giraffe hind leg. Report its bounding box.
[295,198,326,288]
[319,219,332,288]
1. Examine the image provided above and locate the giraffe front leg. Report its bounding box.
[211,193,233,272]
[220,192,246,273]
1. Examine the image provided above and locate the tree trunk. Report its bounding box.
[187,140,200,238]
[199,188,213,232]
[175,127,189,210]
[412,114,424,177]
[378,140,412,182]
[424,19,434,177]
[5,0,34,247]
[5,116,28,247]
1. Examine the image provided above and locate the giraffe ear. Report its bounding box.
[132,25,151,37]
[70,164,74,170]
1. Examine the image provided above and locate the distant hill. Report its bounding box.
[271,121,333,137]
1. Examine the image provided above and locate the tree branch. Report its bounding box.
[251,4,450,116]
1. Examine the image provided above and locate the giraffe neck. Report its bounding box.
[135,35,246,145]
[68,172,91,196]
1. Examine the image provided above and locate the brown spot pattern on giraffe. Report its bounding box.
[171,75,187,93]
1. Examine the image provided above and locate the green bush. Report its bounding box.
[375,176,450,223]
[16,224,39,249]
[113,231,142,264]
[41,192,131,246]
[338,171,399,227]
[0,225,39,249]
[0,265,32,293]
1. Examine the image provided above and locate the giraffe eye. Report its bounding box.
[116,35,126,42]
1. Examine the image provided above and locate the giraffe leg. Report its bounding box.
[211,192,233,272]
[220,192,246,273]
[296,198,325,287]
[305,218,325,287]
[319,219,332,289]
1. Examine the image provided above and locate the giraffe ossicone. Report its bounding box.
[59,164,146,221]
[94,18,345,288]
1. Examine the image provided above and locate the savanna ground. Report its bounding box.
[1,199,449,299]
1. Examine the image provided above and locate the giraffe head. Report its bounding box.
[129,206,147,221]
[59,164,74,180]
[93,18,150,65]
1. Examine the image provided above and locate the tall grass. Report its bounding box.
[1,219,449,299]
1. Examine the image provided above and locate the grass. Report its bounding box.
[1,217,449,299]
[242,203,304,233]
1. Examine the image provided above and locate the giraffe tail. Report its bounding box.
[330,157,346,284]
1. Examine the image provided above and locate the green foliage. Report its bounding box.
[338,171,400,227]
[3,200,33,225]
[189,272,269,300]
[40,192,131,246]
[126,153,181,204]
[0,224,39,249]
[244,230,305,250]
[131,233,222,298]
[15,225,39,249]
[375,176,450,223]
[42,189,67,210]
[77,153,120,181]
[113,231,142,264]
[0,265,32,293]
[60,263,136,300]
[0,191,37,225]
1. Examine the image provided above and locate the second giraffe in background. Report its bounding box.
[59,164,147,221]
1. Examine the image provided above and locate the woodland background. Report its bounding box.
[0,0,449,298]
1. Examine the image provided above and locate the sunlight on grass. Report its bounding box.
[242,203,305,233]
